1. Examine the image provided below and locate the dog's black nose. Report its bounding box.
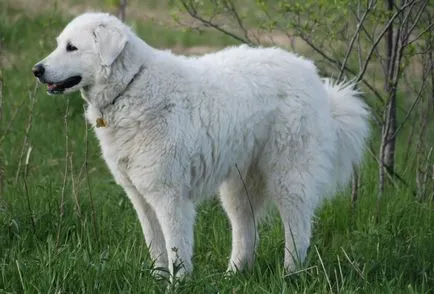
[32,64,45,78]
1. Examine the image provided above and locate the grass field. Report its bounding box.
[1,1,433,293]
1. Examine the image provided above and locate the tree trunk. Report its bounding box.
[379,0,397,195]
[118,0,127,22]
[0,71,3,199]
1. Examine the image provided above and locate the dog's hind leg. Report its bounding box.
[268,174,315,271]
[263,147,326,272]
[219,168,266,273]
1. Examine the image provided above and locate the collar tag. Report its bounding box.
[96,117,107,128]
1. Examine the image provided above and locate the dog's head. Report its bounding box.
[32,13,128,95]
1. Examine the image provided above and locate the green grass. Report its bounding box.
[1,2,433,293]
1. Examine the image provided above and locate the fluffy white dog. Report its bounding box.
[33,12,369,279]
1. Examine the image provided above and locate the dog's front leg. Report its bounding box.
[145,189,196,281]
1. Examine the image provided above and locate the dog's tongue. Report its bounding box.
[47,84,56,90]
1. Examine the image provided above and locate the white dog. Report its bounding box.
[33,12,369,279]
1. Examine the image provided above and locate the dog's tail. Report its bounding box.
[323,79,370,189]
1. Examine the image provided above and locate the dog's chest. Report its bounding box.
[86,105,163,172]
[96,126,141,167]
[94,124,172,191]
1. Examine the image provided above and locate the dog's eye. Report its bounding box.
[66,43,78,52]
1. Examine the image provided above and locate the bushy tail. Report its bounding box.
[323,79,370,188]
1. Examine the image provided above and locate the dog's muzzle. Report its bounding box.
[32,63,82,94]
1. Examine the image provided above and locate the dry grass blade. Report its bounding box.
[83,107,100,245]
[314,245,333,293]
[351,170,359,212]
[284,266,318,277]
[23,145,35,232]
[341,247,366,281]
[14,82,39,184]
[70,154,82,218]
[56,99,70,247]
[15,260,25,292]
[0,69,3,198]
[235,163,257,257]
[0,69,3,122]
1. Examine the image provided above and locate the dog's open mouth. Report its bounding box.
[46,76,82,94]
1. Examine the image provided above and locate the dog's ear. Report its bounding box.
[94,24,127,67]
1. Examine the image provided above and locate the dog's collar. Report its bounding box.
[96,65,145,128]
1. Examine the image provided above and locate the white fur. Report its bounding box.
[35,13,370,279]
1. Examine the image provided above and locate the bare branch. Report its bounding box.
[355,0,415,84]
[403,0,429,43]
[408,22,434,45]
[352,14,387,74]
[180,0,254,46]
[292,31,385,104]
[416,147,433,200]
[225,0,251,45]
[388,59,430,142]
[338,0,375,81]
